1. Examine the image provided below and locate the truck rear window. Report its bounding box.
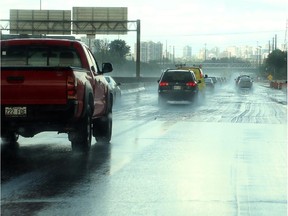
[1,45,82,68]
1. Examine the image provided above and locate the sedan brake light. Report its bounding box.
[186,82,197,87]
[159,82,169,86]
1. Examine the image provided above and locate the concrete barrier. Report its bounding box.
[270,80,287,90]
[112,77,158,94]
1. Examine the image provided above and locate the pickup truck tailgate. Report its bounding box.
[1,67,68,105]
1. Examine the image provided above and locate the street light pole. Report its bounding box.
[257,46,262,74]
[204,43,206,61]
[258,46,262,66]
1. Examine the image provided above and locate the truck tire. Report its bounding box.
[93,100,112,144]
[93,113,112,143]
[71,107,92,152]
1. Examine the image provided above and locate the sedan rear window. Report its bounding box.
[162,72,193,82]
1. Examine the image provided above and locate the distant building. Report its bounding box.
[239,46,253,59]
[183,45,192,59]
[135,41,163,63]
[226,46,239,58]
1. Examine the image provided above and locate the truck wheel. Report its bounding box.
[1,132,19,144]
[71,108,92,152]
[93,112,112,143]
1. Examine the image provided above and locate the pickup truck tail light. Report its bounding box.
[200,72,203,78]
[67,75,77,99]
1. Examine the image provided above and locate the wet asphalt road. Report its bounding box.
[1,81,287,216]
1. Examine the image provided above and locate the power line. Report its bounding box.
[141,29,285,38]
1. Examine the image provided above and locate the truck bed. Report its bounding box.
[1,66,69,105]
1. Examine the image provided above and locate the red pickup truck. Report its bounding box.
[1,38,113,152]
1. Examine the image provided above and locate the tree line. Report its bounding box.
[262,49,287,80]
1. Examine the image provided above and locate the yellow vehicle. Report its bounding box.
[176,64,206,91]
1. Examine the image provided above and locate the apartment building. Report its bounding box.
[136,41,163,63]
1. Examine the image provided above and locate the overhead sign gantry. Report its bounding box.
[0,7,141,78]
[72,7,128,35]
[9,9,71,35]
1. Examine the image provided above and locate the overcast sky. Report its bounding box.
[0,0,287,56]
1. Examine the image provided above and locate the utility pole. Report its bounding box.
[173,46,175,65]
[256,41,258,67]
[136,19,141,79]
[258,46,262,66]
[284,19,287,51]
[204,43,207,61]
[258,46,262,74]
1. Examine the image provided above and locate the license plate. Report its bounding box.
[173,86,181,90]
[5,107,27,117]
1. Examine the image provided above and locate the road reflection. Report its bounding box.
[1,143,111,210]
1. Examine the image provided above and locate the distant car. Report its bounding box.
[235,75,250,85]
[158,69,200,105]
[105,76,121,103]
[204,77,215,90]
[237,76,253,88]
[208,76,218,85]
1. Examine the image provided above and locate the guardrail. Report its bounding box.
[112,77,158,83]
[112,77,157,94]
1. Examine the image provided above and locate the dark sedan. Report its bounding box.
[158,69,200,105]
[237,76,253,88]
